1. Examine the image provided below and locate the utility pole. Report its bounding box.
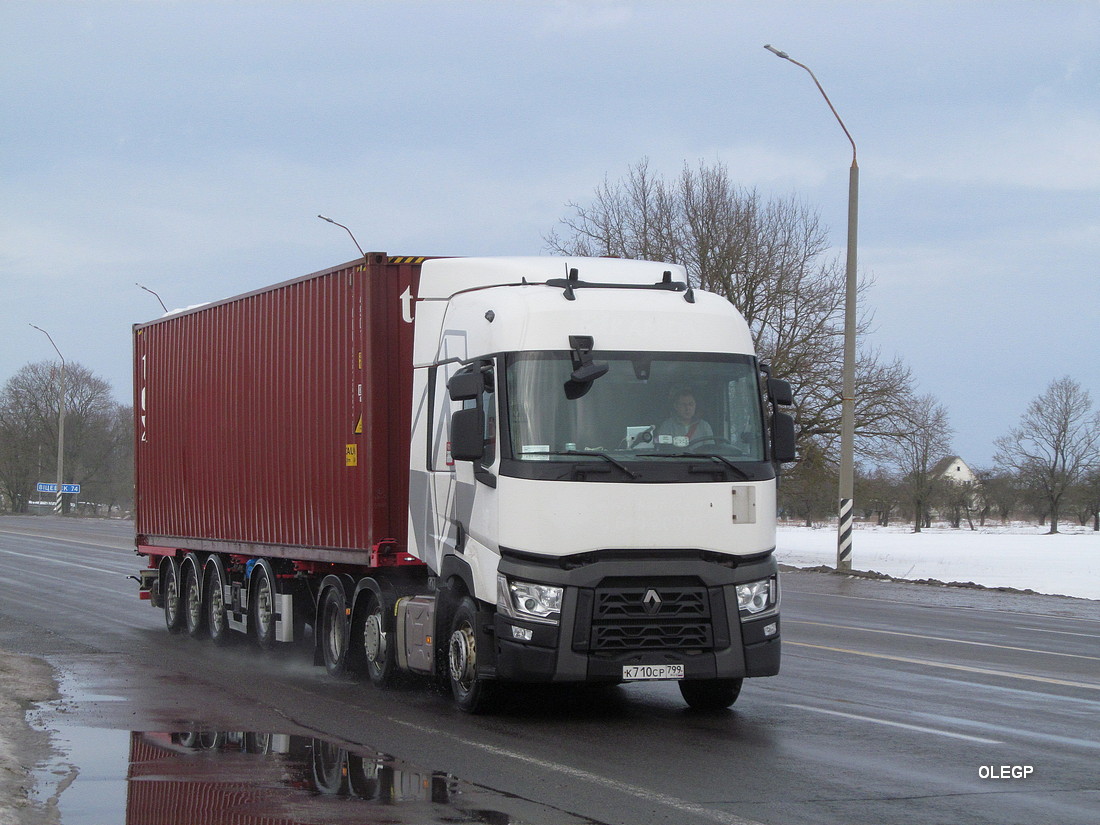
[765,44,858,571]
[30,325,67,515]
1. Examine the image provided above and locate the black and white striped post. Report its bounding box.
[764,45,858,572]
[837,153,858,573]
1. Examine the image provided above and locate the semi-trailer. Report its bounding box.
[134,253,796,712]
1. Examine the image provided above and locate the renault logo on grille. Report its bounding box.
[642,589,662,614]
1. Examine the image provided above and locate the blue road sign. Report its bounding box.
[36,483,80,494]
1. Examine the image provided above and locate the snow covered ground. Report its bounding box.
[775,524,1100,601]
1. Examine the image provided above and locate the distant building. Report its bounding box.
[930,455,981,525]
[929,456,977,485]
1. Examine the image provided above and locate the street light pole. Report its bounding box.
[764,44,858,571]
[136,283,168,313]
[317,215,368,266]
[29,324,67,516]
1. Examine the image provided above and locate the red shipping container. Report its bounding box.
[134,255,424,565]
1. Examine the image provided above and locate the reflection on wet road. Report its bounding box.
[42,727,602,825]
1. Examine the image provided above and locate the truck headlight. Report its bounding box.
[736,576,778,618]
[497,575,563,625]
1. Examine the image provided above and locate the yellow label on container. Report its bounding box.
[345,444,358,466]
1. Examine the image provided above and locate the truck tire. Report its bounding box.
[183,561,206,639]
[355,592,395,687]
[320,586,350,677]
[251,563,277,651]
[205,562,231,646]
[447,596,496,713]
[162,559,185,634]
[678,678,743,711]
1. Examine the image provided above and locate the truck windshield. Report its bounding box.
[504,351,766,464]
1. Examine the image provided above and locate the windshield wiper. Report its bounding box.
[643,452,751,480]
[545,450,638,479]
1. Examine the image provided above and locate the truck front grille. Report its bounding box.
[579,581,717,652]
[594,585,709,619]
[591,621,713,651]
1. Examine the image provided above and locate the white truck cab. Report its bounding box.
[406,257,794,710]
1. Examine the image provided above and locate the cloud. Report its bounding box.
[877,112,1100,192]
[536,1,634,33]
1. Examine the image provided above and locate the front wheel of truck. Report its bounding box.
[447,597,496,713]
[678,678,743,711]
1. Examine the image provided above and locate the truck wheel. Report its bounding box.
[163,560,184,634]
[183,562,206,638]
[357,592,395,687]
[206,563,231,646]
[678,678,743,711]
[320,587,350,677]
[447,596,496,713]
[251,564,277,650]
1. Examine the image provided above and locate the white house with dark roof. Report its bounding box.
[929,455,982,525]
[930,456,977,485]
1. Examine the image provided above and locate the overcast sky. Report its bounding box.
[3,1,1098,467]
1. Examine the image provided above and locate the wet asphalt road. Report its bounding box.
[1,515,1098,825]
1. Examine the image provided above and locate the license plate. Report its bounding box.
[622,664,685,681]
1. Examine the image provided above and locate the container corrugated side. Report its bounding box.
[134,257,420,563]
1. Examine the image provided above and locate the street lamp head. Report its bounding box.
[317,214,367,260]
[29,324,66,365]
[136,283,168,313]
[761,44,857,164]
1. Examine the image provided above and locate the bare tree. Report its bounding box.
[1067,468,1100,531]
[859,466,902,527]
[547,158,914,465]
[979,470,1020,524]
[0,361,129,514]
[934,477,977,530]
[994,377,1100,534]
[778,441,836,526]
[889,394,953,532]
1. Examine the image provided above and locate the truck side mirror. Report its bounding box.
[448,370,483,402]
[771,411,797,463]
[767,378,793,406]
[450,407,485,461]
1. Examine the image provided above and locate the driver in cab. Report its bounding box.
[656,389,713,446]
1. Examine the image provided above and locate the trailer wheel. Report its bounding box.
[206,562,231,646]
[359,592,395,687]
[447,596,496,713]
[251,564,277,650]
[163,559,184,634]
[320,586,350,677]
[678,678,743,711]
[183,561,206,638]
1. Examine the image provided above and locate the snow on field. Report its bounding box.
[775,524,1100,601]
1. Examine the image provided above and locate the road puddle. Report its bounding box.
[33,726,596,824]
